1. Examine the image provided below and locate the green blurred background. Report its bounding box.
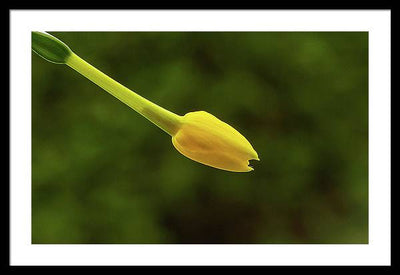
[32,32,368,244]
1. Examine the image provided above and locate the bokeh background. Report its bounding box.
[32,32,368,244]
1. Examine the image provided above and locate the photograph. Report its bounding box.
[31,31,369,244]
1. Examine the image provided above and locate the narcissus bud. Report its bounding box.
[172,111,259,172]
[32,31,259,172]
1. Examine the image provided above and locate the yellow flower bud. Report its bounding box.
[172,111,259,172]
[32,32,260,173]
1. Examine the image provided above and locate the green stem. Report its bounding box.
[66,53,183,136]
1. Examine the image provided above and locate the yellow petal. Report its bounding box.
[172,111,259,172]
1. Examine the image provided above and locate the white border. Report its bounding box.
[10,10,391,266]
